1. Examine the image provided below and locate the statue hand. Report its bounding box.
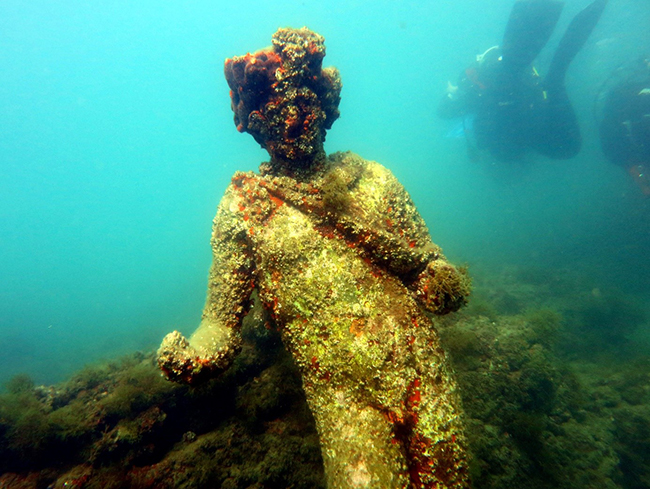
[413,260,471,315]
[157,326,242,385]
[157,331,212,385]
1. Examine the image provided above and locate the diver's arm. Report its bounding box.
[437,80,465,119]
[157,187,255,384]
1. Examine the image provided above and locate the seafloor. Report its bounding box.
[1,265,649,489]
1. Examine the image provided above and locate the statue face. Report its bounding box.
[224,27,341,173]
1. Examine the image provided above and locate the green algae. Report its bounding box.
[572,292,646,347]
[523,308,563,347]
[0,309,325,489]
[2,265,649,489]
[5,374,35,395]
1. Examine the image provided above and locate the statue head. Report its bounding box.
[224,27,342,176]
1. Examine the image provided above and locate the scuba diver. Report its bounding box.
[599,58,650,195]
[438,0,608,162]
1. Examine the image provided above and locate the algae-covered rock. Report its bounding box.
[1,266,649,488]
[437,308,621,489]
[0,312,325,489]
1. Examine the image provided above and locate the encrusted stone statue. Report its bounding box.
[158,27,471,489]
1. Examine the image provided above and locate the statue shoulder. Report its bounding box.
[326,151,402,189]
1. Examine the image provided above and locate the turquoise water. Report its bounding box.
[1,0,649,387]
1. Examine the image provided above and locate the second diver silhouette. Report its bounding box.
[438,0,608,162]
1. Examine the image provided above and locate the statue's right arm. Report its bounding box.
[157,186,255,384]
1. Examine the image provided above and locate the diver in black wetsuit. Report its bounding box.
[599,58,650,195]
[438,0,608,162]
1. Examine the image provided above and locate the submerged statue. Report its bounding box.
[158,27,471,489]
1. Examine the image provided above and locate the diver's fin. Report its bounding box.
[546,0,608,89]
[501,0,564,72]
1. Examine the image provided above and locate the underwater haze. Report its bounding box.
[1,0,650,389]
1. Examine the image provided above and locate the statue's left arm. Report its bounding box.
[328,155,470,315]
